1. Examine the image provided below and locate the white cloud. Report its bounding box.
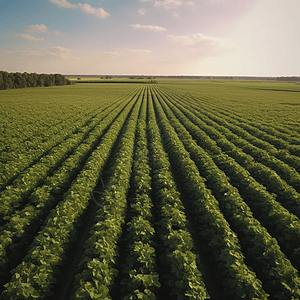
[49,0,110,19]
[26,24,48,33]
[49,0,77,9]
[166,32,237,68]
[131,24,167,32]
[6,50,42,56]
[129,49,152,55]
[140,0,151,2]
[168,33,234,48]
[18,34,44,42]
[6,47,78,59]
[51,46,72,52]
[77,3,110,19]
[47,46,79,59]
[139,8,146,15]
[154,0,195,8]
[104,51,122,59]
[84,49,152,58]
[22,24,64,38]
[154,0,183,8]
[53,30,64,36]
[208,0,225,3]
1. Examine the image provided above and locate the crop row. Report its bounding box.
[147,88,209,299]
[116,90,160,299]
[176,100,300,217]
[150,87,268,299]
[165,90,300,205]
[159,88,300,209]
[0,90,140,271]
[152,86,300,298]
[71,87,143,299]
[1,88,143,299]
[0,87,141,223]
[176,92,300,174]
[182,91,300,141]
[2,84,300,299]
[0,104,100,192]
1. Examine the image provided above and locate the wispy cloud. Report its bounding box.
[140,0,151,2]
[6,47,78,59]
[154,0,183,8]
[168,33,234,48]
[84,48,152,58]
[49,0,110,19]
[131,24,167,32]
[51,46,72,52]
[18,24,64,41]
[104,51,122,59]
[47,46,79,59]
[139,8,146,15]
[49,0,77,9]
[18,34,44,42]
[53,30,64,36]
[129,49,152,55]
[208,0,225,3]
[154,0,195,8]
[77,3,110,19]
[6,50,42,56]
[26,24,48,33]
[167,32,236,64]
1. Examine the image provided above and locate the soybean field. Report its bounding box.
[1,80,300,299]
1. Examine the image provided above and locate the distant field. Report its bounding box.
[67,76,154,83]
[1,80,300,299]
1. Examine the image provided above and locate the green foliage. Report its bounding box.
[151,87,269,299]
[1,87,143,300]
[1,81,300,299]
[0,71,70,90]
[72,88,143,300]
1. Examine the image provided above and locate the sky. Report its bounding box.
[0,0,299,76]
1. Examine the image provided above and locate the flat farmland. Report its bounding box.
[1,80,300,299]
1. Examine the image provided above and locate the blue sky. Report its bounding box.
[1,0,299,76]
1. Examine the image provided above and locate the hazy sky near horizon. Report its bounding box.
[1,0,299,76]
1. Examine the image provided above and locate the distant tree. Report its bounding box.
[22,72,29,87]
[43,74,55,87]
[27,73,39,87]
[14,72,27,88]
[0,72,4,90]
[0,71,71,90]
[55,73,67,85]
[37,74,45,87]
[147,79,157,84]
[2,71,14,89]
[9,73,16,88]
[50,74,56,86]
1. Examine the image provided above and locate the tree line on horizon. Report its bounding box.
[0,71,72,90]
